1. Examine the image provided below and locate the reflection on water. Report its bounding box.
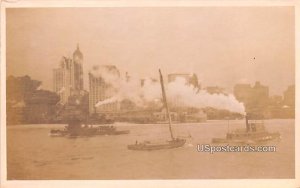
[7,119,294,179]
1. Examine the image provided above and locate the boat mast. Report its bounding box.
[159,69,174,140]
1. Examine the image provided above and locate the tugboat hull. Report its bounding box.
[212,113,281,144]
[212,132,281,144]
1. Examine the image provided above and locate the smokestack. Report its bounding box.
[126,72,130,82]
[246,113,250,132]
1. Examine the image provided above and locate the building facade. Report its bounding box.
[283,85,295,107]
[53,45,84,104]
[89,65,120,114]
[234,81,269,114]
[205,86,226,95]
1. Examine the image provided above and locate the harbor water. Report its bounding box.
[7,119,294,179]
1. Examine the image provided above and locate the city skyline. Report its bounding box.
[4,5,296,182]
[6,7,294,95]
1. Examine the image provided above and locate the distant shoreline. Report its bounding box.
[6,119,295,127]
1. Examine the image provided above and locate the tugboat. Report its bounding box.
[49,109,130,137]
[49,95,129,137]
[212,113,280,144]
[127,69,186,150]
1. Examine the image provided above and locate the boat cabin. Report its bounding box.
[226,114,266,139]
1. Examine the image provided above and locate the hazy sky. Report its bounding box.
[6,7,294,95]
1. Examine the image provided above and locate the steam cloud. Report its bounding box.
[92,68,245,114]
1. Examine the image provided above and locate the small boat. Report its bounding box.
[127,69,186,150]
[49,129,69,137]
[212,113,281,144]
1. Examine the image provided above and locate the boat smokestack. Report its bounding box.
[246,113,250,132]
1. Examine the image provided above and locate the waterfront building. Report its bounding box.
[234,81,269,114]
[205,86,226,95]
[89,65,120,114]
[283,85,295,107]
[282,85,295,118]
[234,83,252,105]
[252,81,269,107]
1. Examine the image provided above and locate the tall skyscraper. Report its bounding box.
[72,44,84,91]
[53,45,84,104]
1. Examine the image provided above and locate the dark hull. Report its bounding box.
[49,129,130,137]
[128,139,186,151]
[212,132,280,144]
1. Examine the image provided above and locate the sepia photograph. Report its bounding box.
[1,1,299,188]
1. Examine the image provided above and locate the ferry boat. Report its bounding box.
[49,120,129,137]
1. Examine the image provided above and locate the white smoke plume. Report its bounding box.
[168,78,245,114]
[95,96,119,107]
[92,68,245,114]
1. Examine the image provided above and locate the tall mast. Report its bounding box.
[159,69,174,140]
